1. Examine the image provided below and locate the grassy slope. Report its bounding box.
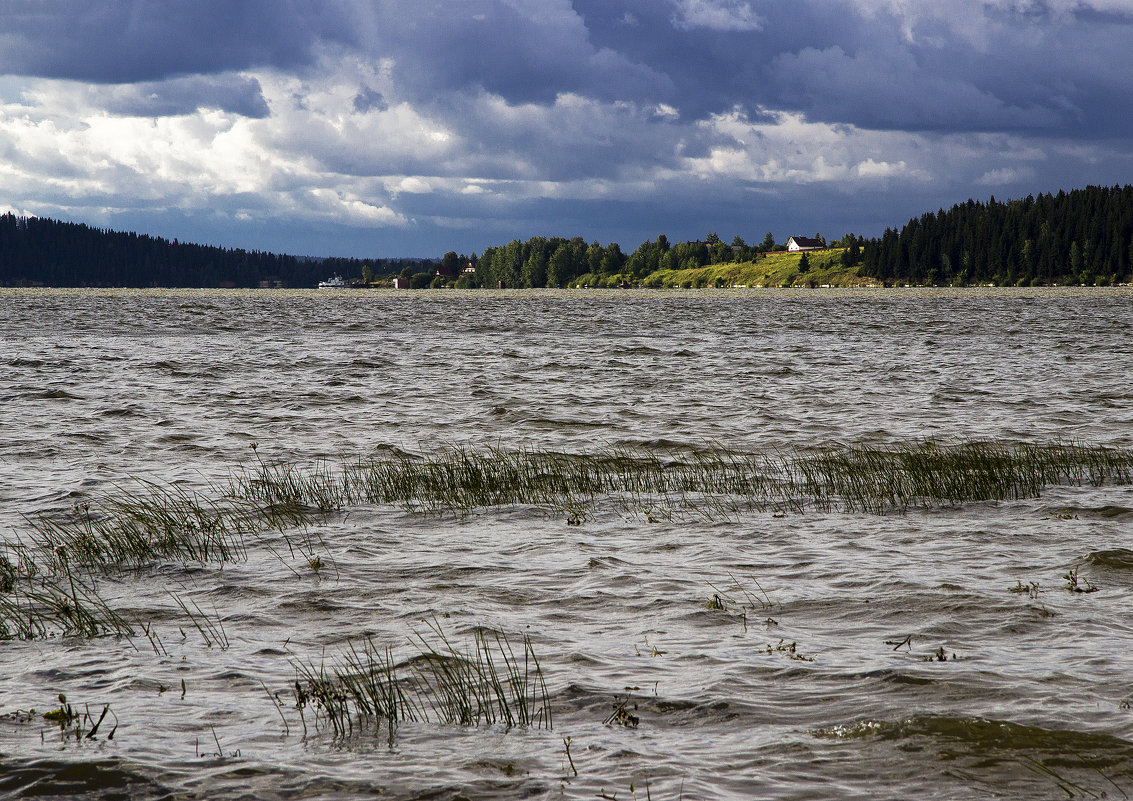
[569,249,878,289]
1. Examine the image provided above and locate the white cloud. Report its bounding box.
[683,107,931,184]
[386,176,433,196]
[307,189,407,226]
[978,167,1025,184]
[855,158,909,178]
[0,69,420,228]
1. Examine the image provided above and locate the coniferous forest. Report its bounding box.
[858,185,1133,286]
[1,185,1131,287]
[0,214,430,288]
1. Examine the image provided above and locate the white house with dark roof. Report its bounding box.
[786,236,824,252]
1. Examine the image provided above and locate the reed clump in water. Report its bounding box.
[23,440,1133,573]
[29,490,250,568]
[10,468,331,640]
[325,439,1133,518]
[331,444,785,518]
[26,478,329,572]
[792,440,1133,513]
[293,622,551,742]
[0,547,135,640]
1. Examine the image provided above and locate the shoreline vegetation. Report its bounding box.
[4,438,1132,641]
[2,186,1131,289]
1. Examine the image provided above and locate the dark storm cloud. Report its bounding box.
[761,5,1133,139]
[0,0,355,82]
[573,0,1133,138]
[766,45,1065,133]
[352,1,673,106]
[99,75,271,118]
[3,0,1129,139]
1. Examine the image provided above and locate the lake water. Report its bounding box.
[1,287,1132,800]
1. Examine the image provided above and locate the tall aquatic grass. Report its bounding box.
[27,474,331,571]
[324,439,1133,519]
[23,440,1133,575]
[7,459,337,639]
[791,440,1133,514]
[294,623,551,742]
[409,621,552,729]
[0,547,135,639]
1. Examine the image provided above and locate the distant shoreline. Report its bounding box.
[4,285,1131,298]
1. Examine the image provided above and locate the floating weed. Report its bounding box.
[765,639,815,662]
[634,635,667,658]
[885,635,913,652]
[1010,580,1042,599]
[42,694,117,742]
[195,727,241,760]
[1063,567,1099,594]
[598,776,683,801]
[922,646,957,662]
[604,695,640,728]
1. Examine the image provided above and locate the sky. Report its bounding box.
[2,1,1132,258]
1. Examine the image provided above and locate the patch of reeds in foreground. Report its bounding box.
[27,477,330,570]
[321,439,1133,519]
[5,439,1129,640]
[26,441,1133,570]
[0,549,135,640]
[293,622,551,743]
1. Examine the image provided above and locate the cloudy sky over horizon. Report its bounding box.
[2,0,1132,257]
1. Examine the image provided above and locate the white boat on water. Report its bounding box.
[318,275,347,288]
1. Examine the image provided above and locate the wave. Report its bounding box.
[814,714,1133,757]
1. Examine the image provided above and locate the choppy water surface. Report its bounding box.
[2,287,1132,800]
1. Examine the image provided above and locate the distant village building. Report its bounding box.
[786,236,825,252]
[392,276,410,289]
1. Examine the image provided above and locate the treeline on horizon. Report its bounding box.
[859,185,1133,286]
[0,213,433,288]
[461,230,792,290]
[1,185,1130,288]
